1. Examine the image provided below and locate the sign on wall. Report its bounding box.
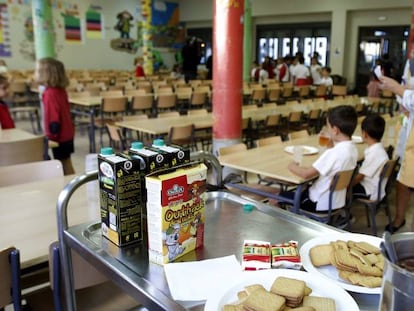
[0,4,11,57]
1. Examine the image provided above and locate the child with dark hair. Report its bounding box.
[281,105,358,212]
[352,114,389,200]
[0,74,14,129]
[35,57,75,175]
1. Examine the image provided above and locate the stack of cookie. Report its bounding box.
[222,276,336,311]
[309,240,384,288]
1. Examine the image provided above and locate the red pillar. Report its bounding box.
[212,0,244,152]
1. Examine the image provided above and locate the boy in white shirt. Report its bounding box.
[320,66,333,86]
[352,114,389,200]
[282,105,358,212]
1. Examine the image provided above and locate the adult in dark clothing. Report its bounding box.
[206,54,212,79]
[182,37,200,83]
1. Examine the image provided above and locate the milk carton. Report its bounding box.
[152,139,191,167]
[145,163,207,265]
[98,147,144,246]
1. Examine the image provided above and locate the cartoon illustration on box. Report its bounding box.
[163,223,185,261]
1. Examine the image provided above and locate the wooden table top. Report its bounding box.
[218,135,366,185]
[0,128,42,143]
[0,175,94,268]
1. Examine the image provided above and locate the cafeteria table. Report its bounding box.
[0,175,92,269]
[218,135,366,213]
[0,128,41,143]
[57,171,379,311]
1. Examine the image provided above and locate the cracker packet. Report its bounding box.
[242,240,271,270]
[271,241,302,269]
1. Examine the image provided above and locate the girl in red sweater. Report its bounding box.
[35,58,75,175]
[0,74,15,129]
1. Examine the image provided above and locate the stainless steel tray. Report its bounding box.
[63,191,379,310]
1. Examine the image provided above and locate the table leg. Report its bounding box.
[88,109,96,153]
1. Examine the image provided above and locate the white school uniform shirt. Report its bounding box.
[291,64,309,80]
[310,64,322,85]
[320,76,333,86]
[359,142,389,201]
[310,140,358,211]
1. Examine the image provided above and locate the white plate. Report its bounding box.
[352,135,363,143]
[284,145,319,155]
[204,269,359,311]
[300,233,382,294]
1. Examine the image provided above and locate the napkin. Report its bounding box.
[164,255,242,301]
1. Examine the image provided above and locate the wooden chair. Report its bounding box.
[9,80,41,133]
[99,90,123,97]
[267,87,281,102]
[95,96,128,147]
[83,86,101,96]
[354,159,399,236]
[295,169,356,228]
[0,136,45,166]
[189,91,207,109]
[250,88,266,105]
[314,84,327,97]
[130,94,154,117]
[331,85,347,96]
[167,124,196,150]
[0,160,63,187]
[306,108,322,134]
[106,124,128,152]
[49,242,139,311]
[256,135,283,147]
[156,93,177,113]
[298,86,310,99]
[122,114,149,142]
[0,247,22,311]
[280,111,305,139]
[289,129,309,140]
[255,114,283,139]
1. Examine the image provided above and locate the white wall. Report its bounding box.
[179,0,412,88]
[5,0,179,71]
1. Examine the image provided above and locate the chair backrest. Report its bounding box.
[106,124,127,151]
[0,247,21,310]
[157,93,176,109]
[298,86,310,97]
[282,86,293,97]
[168,124,195,142]
[190,91,207,107]
[0,160,63,187]
[68,91,90,98]
[217,143,247,156]
[251,88,266,101]
[131,94,154,111]
[328,169,355,214]
[267,87,281,101]
[314,85,327,97]
[289,130,309,140]
[375,158,398,202]
[83,86,101,96]
[265,114,282,127]
[101,96,128,113]
[332,85,347,96]
[256,135,282,147]
[0,136,45,166]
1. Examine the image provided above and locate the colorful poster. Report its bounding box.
[0,4,11,57]
[86,5,103,39]
[62,13,81,43]
[150,1,180,48]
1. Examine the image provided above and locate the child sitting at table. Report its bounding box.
[281,105,358,212]
[352,114,389,200]
[0,74,15,129]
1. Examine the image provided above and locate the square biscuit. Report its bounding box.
[270,276,306,300]
[244,287,286,311]
[309,244,333,267]
[303,296,336,311]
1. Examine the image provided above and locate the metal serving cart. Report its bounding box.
[56,151,379,311]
